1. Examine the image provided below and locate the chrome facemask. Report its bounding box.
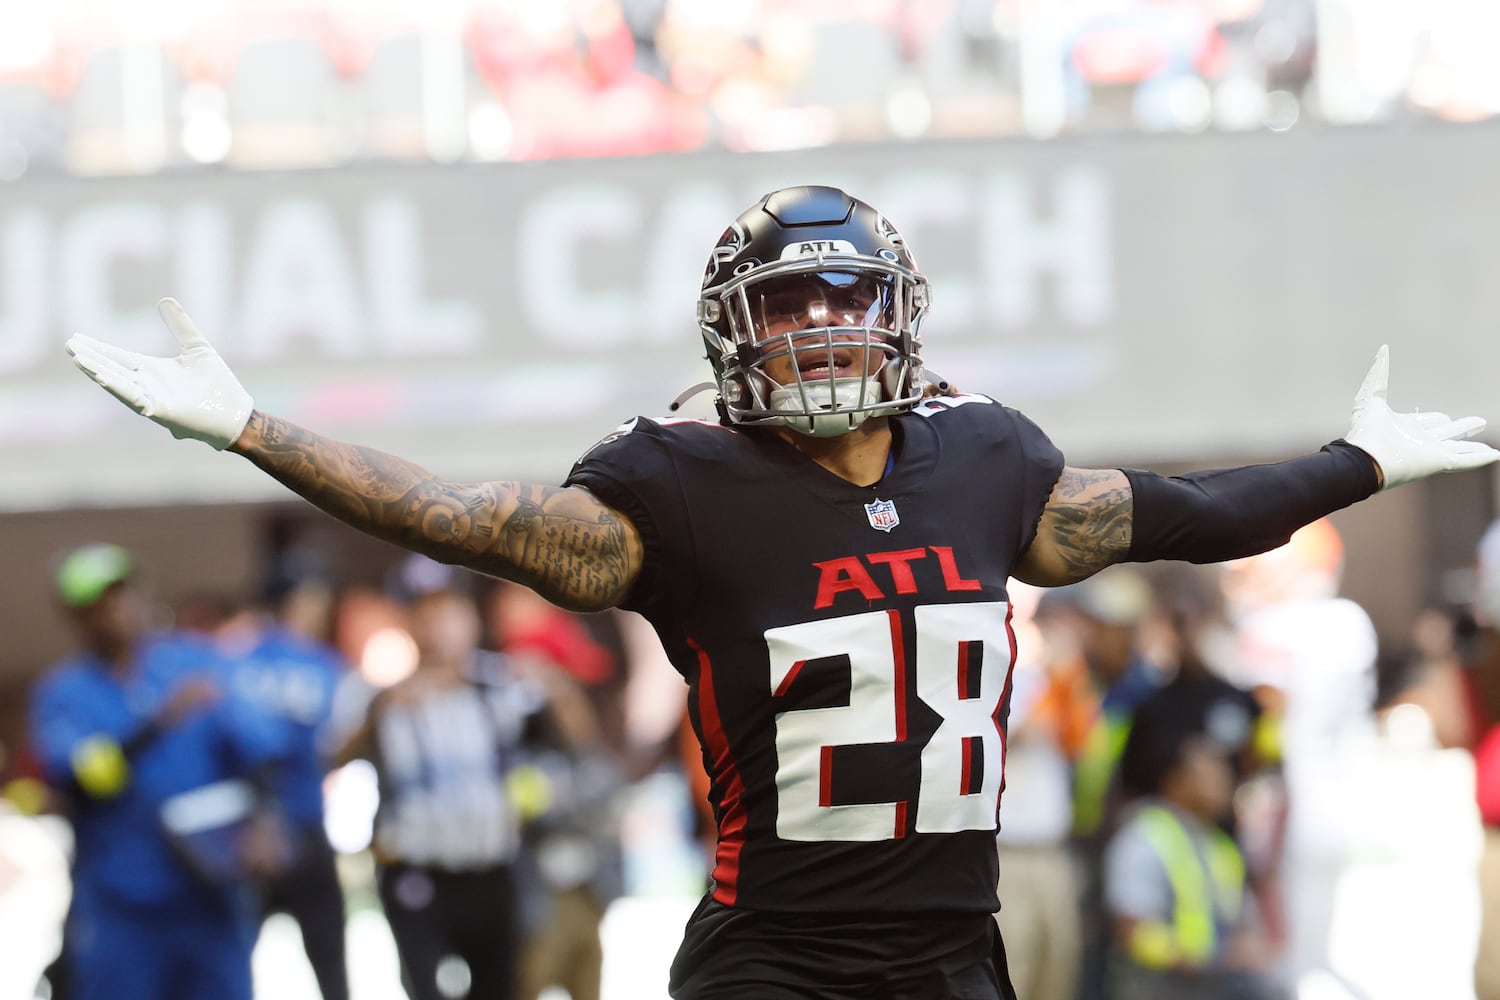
[699,258,929,436]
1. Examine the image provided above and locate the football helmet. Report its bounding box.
[696,186,931,437]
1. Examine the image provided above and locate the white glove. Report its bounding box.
[66,298,254,451]
[1344,344,1498,490]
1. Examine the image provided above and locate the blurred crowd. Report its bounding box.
[2,0,1499,178]
[0,541,688,1000]
[998,516,1499,1000]
[5,513,1500,999]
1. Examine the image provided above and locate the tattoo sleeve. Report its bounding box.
[1016,467,1134,586]
[230,411,640,611]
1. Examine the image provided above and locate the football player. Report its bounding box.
[67,186,1497,999]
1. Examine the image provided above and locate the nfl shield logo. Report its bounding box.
[864,498,900,532]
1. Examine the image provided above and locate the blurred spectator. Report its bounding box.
[1058,567,1164,1000]
[992,582,1094,1000]
[1469,519,1500,1000]
[487,577,629,755]
[27,543,292,1000]
[1131,567,1269,786]
[1340,703,1484,1000]
[1068,568,1165,839]
[1126,564,1287,963]
[1222,519,1481,999]
[487,580,629,1000]
[1104,731,1276,1000]
[334,555,550,1000]
[217,546,351,1000]
[0,735,72,1000]
[19,0,1500,177]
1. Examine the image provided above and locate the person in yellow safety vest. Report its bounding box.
[1103,732,1278,1000]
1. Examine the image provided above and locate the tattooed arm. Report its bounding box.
[1014,442,1393,587]
[230,413,643,612]
[1013,467,1133,587]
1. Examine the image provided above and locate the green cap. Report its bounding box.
[56,544,135,608]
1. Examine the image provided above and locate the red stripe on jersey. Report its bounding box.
[960,735,976,795]
[819,745,833,807]
[688,636,747,906]
[957,640,973,700]
[992,604,1018,823]
[888,609,909,838]
[888,610,907,740]
[774,659,806,699]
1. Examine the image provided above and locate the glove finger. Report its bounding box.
[1353,344,1390,408]
[70,335,147,371]
[66,334,146,370]
[70,350,151,413]
[158,297,212,351]
[70,345,138,389]
[1446,443,1500,470]
[1411,411,1451,429]
[1449,440,1497,456]
[99,379,153,416]
[1431,415,1487,441]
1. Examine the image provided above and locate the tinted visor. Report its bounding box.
[733,270,900,344]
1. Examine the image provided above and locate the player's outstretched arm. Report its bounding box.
[229,413,641,611]
[1015,346,1499,588]
[66,299,643,612]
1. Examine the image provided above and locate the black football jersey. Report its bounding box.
[565,394,1064,914]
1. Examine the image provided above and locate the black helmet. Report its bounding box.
[696,186,931,437]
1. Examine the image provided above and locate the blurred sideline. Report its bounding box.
[1,770,705,1000]
[250,896,698,1000]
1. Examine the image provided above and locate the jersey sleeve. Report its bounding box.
[563,418,695,619]
[910,393,1065,560]
[998,404,1067,560]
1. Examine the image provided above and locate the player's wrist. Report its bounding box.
[225,410,263,455]
[1337,437,1385,490]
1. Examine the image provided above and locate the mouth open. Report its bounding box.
[796,347,858,381]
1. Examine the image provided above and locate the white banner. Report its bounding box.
[6,124,1500,510]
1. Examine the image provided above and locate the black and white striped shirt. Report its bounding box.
[371,653,544,871]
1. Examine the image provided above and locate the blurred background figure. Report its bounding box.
[486,577,631,768]
[1463,519,1500,1000]
[0,736,71,1000]
[1069,568,1166,843]
[1054,568,1163,1000]
[1223,519,1374,999]
[1130,565,1283,960]
[486,580,629,1000]
[218,546,351,1000]
[1227,519,1482,1000]
[993,581,1093,1000]
[334,556,546,1000]
[27,544,292,1000]
[1105,730,1276,1000]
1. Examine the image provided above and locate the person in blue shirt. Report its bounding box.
[218,546,351,1000]
[28,543,291,1000]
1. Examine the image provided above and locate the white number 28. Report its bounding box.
[765,602,1013,842]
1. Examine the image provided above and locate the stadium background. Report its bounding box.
[2,1,1498,997]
